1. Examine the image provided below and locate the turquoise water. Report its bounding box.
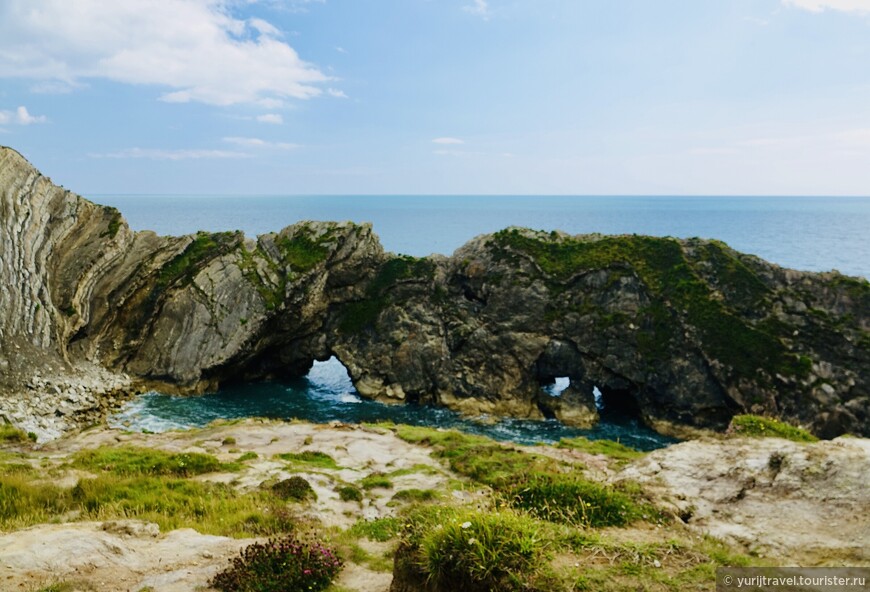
[100,194,869,448]
[109,358,677,450]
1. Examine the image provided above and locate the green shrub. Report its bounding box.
[211,536,342,592]
[72,446,231,477]
[404,506,551,592]
[506,474,645,528]
[728,415,818,442]
[270,476,316,502]
[336,485,363,502]
[222,437,237,446]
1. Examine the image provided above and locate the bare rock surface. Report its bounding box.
[616,436,870,565]
[0,521,246,592]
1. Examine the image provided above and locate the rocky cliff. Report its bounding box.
[1,146,868,438]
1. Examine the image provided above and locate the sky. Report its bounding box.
[2,0,870,195]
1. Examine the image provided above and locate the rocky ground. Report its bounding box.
[0,419,867,592]
[0,358,139,442]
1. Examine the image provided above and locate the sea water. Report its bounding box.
[98,195,870,448]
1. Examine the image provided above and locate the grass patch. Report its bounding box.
[1,472,296,536]
[390,488,439,503]
[72,446,238,477]
[156,231,238,290]
[556,436,644,462]
[349,517,402,542]
[276,231,330,272]
[506,474,650,528]
[0,424,36,443]
[275,450,340,470]
[237,451,258,462]
[360,473,393,490]
[396,425,560,489]
[728,414,818,442]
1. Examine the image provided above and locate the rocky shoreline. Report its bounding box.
[0,361,141,442]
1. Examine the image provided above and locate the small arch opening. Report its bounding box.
[304,356,360,405]
[543,376,571,398]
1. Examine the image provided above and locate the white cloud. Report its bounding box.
[432,137,465,145]
[0,106,47,125]
[0,0,329,106]
[327,88,349,99]
[15,106,46,125]
[335,46,348,54]
[256,113,284,124]
[463,0,491,19]
[782,0,870,13]
[223,136,299,149]
[93,148,249,160]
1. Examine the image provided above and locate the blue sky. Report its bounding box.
[2,0,870,195]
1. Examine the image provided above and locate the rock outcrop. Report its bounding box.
[1,146,868,438]
[616,436,870,564]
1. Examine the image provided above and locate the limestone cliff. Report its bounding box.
[1,146,868,438]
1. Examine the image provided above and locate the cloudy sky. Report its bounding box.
[2,0,870,195]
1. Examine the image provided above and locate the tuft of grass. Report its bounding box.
[0,474,68,526]
[336,485,363,502]
[360,473,393,490]
[556,436,644,462]
[222,437,237,446]
[72,446,237,477]
[0,424,36,443]
[237,451,258,462]
[400,505,553,592]
[728,414,818,442]
[275,450,341,470]
[390,488,439,503]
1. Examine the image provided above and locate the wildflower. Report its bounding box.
[460,521,472,529]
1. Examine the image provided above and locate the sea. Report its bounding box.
[97,195,870,449]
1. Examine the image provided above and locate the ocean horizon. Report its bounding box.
[95,194,870,279]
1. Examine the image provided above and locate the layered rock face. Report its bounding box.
[1,146,868,437]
